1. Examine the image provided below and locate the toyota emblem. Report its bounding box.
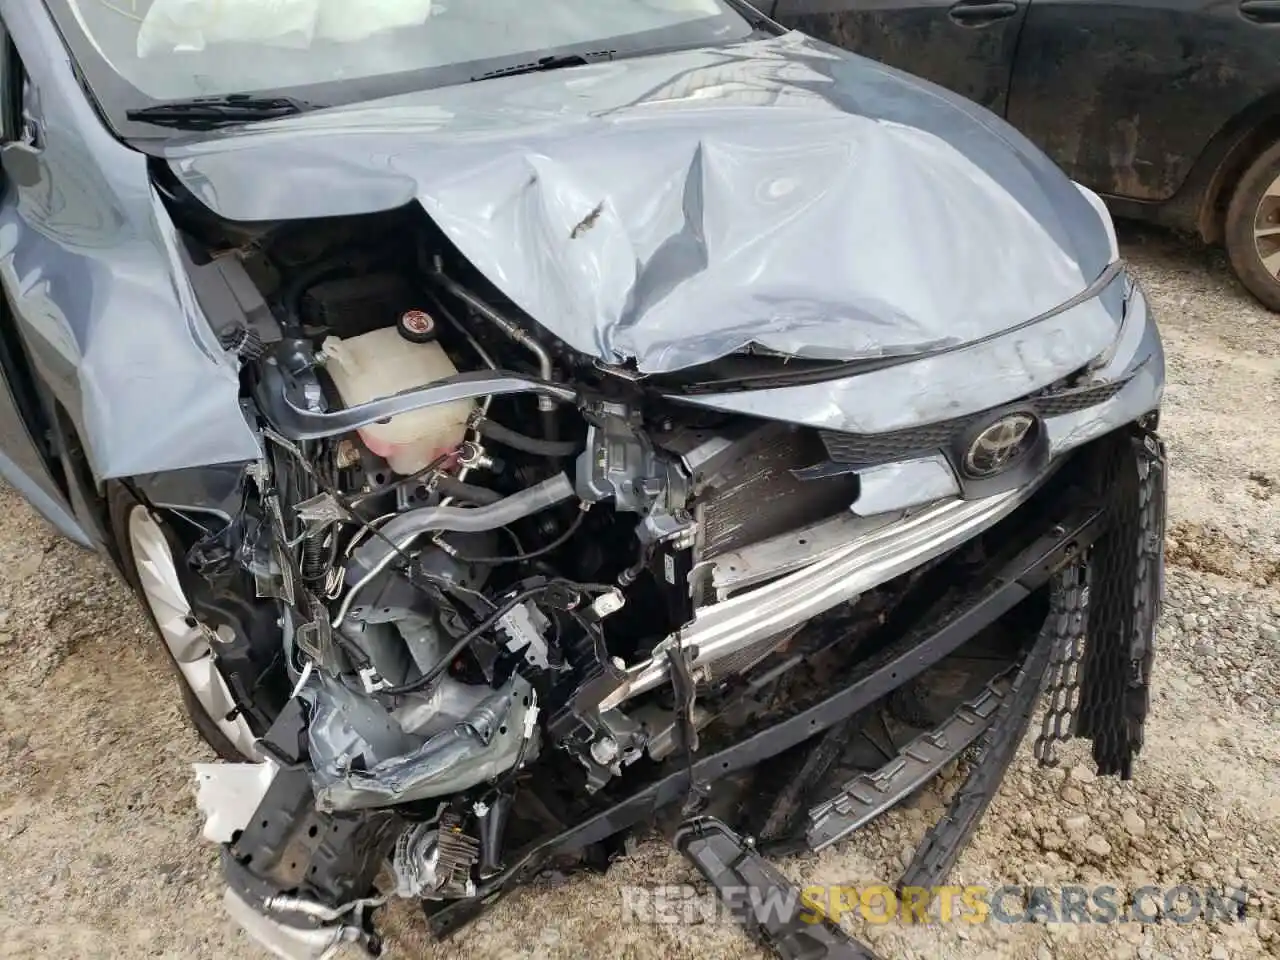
[963,413,1038,478]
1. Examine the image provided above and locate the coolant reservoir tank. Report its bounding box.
[322,324,471,475]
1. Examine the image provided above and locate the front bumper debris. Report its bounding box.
[215,429,1165,960]
[675,817,882,960]
[805,667,1013,852]
[422,482,1113,939]
[898,565,1082,893]
[1070,430,1166,777]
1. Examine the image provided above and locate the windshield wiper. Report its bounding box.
[472,52,613,82]
[126,94,319,130]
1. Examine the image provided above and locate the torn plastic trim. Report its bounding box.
[195,760,280,843]
[675,816,882,960]
[256,361,578,442]
[805,672,1010,851]
[597,466,1057,712]
[850,457,961,517]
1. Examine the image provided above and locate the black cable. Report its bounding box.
[312,474,475,620]
[415,570,497,611]
[333,632,373,670]
[476,419,581,458]
[445,506,588,565]
[377,574,614,698]
[378,584,562,696]
[293,449,596,698]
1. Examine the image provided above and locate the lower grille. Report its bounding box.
[1034,427,1165,777]
[1073,429,1166,777]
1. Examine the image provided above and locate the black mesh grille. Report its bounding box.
[820,379,1130,467]
[1033,380,1126,417]
[820,418,980,466]
[1031,428,1165,777]
[1073,430,1166,778]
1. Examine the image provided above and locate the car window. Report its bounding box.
[0,20,33,152]
[43,0,753,122]
[0,21,13,143]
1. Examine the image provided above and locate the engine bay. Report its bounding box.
[140,193,1166,960]
[166,200,891,902]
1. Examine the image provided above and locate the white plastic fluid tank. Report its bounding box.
[322,326,472,475]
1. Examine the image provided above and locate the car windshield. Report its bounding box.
[45,0,752,115]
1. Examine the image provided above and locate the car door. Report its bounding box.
[0,20,91,544]
[1006,0,1280,201]
[767,0,1030,114]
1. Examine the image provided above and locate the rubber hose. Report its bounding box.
[434,477,502,506]
[476,420,580,457]
[351,473,577,572]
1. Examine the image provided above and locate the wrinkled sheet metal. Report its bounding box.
[304,673,533,811]
[166,31,1120,387]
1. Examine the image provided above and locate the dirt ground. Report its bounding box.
[0,224,1278,960]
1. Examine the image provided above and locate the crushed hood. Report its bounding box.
[164,31,1120,374]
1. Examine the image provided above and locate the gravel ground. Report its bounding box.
[1,224,1278,960]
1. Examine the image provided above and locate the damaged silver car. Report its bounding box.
[3,0,1164,957]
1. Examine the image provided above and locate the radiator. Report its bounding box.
[690,423,859,561]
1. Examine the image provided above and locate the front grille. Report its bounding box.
[820,378,1129,468]
[1027,428,1164,777]
[820,420,972,467]
[1033,379,1127,416]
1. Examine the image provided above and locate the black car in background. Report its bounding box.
[756,0,1280,310]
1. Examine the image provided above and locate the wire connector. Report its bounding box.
[358,666,390,694]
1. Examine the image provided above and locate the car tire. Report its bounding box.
[107,482,254,762]
[1225,138,1280,312]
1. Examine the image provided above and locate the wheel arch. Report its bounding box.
[1184,90,1280,245]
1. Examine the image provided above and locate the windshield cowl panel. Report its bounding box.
[42,0,752,134]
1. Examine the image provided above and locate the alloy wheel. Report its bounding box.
[127,505,259,758]
[1252,172,1280,279]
